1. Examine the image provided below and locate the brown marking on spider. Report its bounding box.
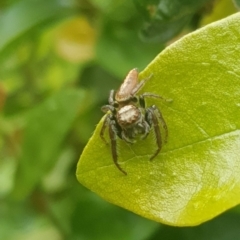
[100,68,168,175]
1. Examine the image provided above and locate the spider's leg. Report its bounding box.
[100,104,115,144]
[109,119,127,175]
[146,106,163,161]
[131,73,153,95]
[153,105,168,143]
[140,121,151,140]
[101,104,115,113]
[139,95,146,108]
[100,114,110,144]
[140,93,168,143]
[108,90,115,105]
[141,93,172,103]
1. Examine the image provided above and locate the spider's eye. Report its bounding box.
[113,102,119,108]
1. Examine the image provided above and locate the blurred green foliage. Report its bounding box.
[0,0,239,239]
[233,0,240,8]
[134,0,210,42]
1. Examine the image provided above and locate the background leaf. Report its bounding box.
[200,0,237,26]
[149,211,240,240]
[0,0,74,59]
[70,189,159,240]
[13,89,85,199]
[95,0,164,77]
[233,0,240,8]
[77,13,240,226]
[134,0,211,42]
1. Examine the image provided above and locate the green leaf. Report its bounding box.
[233,0,240,9]
[0,201,61,239]
[96,19,164,78]
[134,0,210,42]
[200,0,237,26]
[0,0,73,57]
[71,188,159,240]
[13,89,85,199]
[150,212,240,240]
[77,13,240,226]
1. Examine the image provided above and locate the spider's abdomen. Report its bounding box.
[117,105,141,128]
[115,68,138,102]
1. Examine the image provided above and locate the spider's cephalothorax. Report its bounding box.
[100,68,168,175]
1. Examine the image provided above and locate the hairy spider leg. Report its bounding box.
[138,95,156,140]
[100,105,116,144]
[131,73,153,96]
[100,106,127,175]
[146,105,166,161]
[142,92,172,102]
[139,93,162,109]
[101,104,115,113]
[139,93,169,141]
[108,90,115,105]
[154,106,168,143]
[140,121,151,139]
[109,119,127,175]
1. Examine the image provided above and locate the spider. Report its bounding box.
[100,68,168,175]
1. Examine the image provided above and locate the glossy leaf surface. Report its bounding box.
[77,13,240,226]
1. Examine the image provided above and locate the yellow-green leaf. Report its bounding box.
[77,13,240,226]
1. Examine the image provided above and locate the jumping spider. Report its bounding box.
[100,68,168,175]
